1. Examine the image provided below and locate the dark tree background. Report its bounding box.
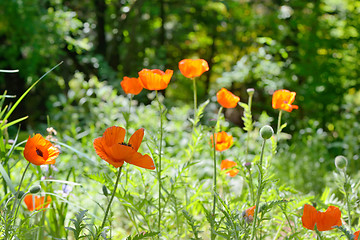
[0,0,359,130]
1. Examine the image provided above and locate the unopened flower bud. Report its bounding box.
[247,88,255,95]
[260,125,274,140]
[335,155,347,170]
[243,162,252,170]
[29,185,41,194]
[102,185,110,196]
[15,191,25,199]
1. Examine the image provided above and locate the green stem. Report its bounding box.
[276,110,283,136]
[215,107,223,132]
[6,162,31,238]
[125,94,133,189]
[99,166,123,234]
[155,91,163,233]
[250,139,267,240]
[211,129,217,240]
[247,168,255,205]
[343,170,351,229]
[245,93,254,161]
[193,78,197,125]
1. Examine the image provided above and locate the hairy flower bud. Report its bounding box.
[335,155,347,169]
[260,125,274,140]
[15,191,25,199]
[102,185,110,196]
[29,185,41,194]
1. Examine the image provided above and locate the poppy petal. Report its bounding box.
[94,137,125,168]
[354,230,360,240]
[302,204,318,230]
[317,206,342,231]
[129,128,144,152]
[126,152,155,170]
[103,126,125,146]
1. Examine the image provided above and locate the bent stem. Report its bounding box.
[155,90,164,233]
[250,139,267,240]
[211,129,217,240]
[99,166,123,235]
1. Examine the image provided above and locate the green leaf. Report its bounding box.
[0,162,16,194]
[126,231,159,240]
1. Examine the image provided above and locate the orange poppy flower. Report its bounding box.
[242,205,256,223]
[211,131,233,152]
[301,204,342,231]
[178,59,209,78]
[93,126,155,170]
[272,89,298,112]
[23,134,60,166]
[121,77,143,95]
[354,230,360,240]
[138,69,173,90]
[216,88,240,108]
[220,159,239,177]
[24,194,52,211]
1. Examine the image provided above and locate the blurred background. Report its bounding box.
[0,0,359,193]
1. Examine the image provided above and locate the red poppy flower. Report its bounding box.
[178,59,209,78]
[138,69,173,90]
[216,88,240,108]
[301,204,342,231]
[24,194,52,211]
[23,134,60,166]
[211,131,233,152]
[220,159,239,177]
[93,126,155,170]
[121,77,143,95]
[354,230,360,240]
[242,205,256,223]
[272,89,298,112]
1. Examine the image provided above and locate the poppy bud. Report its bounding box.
[335,155,347,170]
[102,185,110,196]
[15,191,25,199]
[260,125,274,140]
[29,185,41,194]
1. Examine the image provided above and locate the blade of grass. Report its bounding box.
[0,69,19,73]
[0,61,63,129]
[1,116,28,131]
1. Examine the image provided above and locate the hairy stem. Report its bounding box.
[250,139,266,240]
[155,91,164,233]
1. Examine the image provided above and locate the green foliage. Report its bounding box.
[182,210,202,240]
[126,231,159,240]
[66,210,93,240]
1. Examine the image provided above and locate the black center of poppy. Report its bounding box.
[119,142,133,148]
[36,148,43,157]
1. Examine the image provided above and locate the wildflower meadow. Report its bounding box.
[1,1,360,239]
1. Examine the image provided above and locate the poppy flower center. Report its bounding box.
[119,142,133,149]
[36,148,43,157]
